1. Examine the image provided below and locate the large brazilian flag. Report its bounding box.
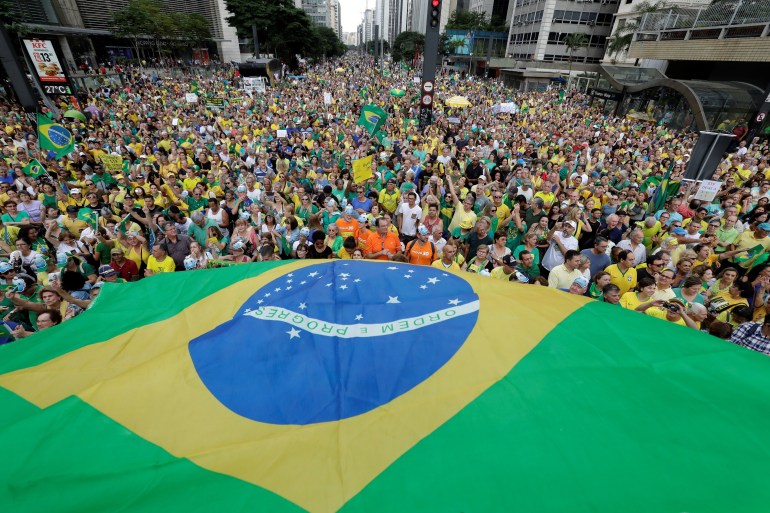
[2,260,770,512]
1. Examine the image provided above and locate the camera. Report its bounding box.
[661,302,680,313]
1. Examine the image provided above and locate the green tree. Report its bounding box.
[224,0,342,67]
[111,0,177,64]
[177,13,212,50]
[562,32,588,86]
[313,26,346,59]
[0,0,30,35]
[391,31,424,62]
[364,39,390,56]
[446,9,489,30]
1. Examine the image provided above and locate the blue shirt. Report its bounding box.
[351,197,373,213]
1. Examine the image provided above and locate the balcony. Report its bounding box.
[627,0,770,62]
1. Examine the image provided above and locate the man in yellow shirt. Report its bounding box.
[378,179,401,214]
[604,249,638,295]
[145,243,176,276]
[431,241,463,272]
[732,223,770,270]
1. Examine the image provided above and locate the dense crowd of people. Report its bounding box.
[1,54,769,354]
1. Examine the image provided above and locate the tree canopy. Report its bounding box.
[391,31,424,63]
[111,0,212,60]
[224,0,345,66]
[445,9,508,32]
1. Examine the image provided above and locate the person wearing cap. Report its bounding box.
[335,204,358,240]
[405,225,437,266]
[61,205,88,237]
[568,275,590,295]
[109,247,140,281]
[354,214,372,251]
[490,254,519,282]
[548,249,583,289]
[98,264,125,283]
[604,249,638,296]
[4,273,43,330]
[542,219,579,273]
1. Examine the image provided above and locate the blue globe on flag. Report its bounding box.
[189,261,480,425]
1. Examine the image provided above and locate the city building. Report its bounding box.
[594,0,770,137]
[363,9,375,43]
[602,0,710,68]
[469,0,514,24]
[328,0,342,37]
[506,0,620,65]
[5,0,242,65]
[296,0,330,28]
[375,0,392,43]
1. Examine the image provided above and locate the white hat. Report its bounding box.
[70,188,81,194]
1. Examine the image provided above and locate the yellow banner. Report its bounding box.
[100,154,123,172]
[352,155,373,184]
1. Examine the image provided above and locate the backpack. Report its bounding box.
[406,239,435,262]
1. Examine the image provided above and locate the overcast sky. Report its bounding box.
[339,0,367,33]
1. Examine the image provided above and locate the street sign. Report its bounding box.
[422,94,433,106]
[423,81,434,93]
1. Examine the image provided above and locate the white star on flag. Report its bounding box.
[274,287,282,292]
[354,279,361,283]
[355,314,363,320]
[264,293,271,297]
[308,272,318,277]
[300,281,307,285]
[288,273,294,277]
[420,285,427,290]
[427,277,440,285]
[403,274,412,279]
[387,266,397,270]
[448,299,462,305]
[326,282,333,287]
[387,296,400,304]
[257,299,264,304]
[408,270,414,273]
[339,273,350,278]
[286,286,292,290]
[287,328,301,340]
[340,285,348,290]
[287,279,293,284]
[299,303,307,310]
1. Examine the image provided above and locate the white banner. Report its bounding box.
[23,39,67,84]
[694,180,722,203]
[185,93,198,103]
[323,92,332,105]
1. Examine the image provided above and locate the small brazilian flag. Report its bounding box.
[357,104,387,136]
[76,207,98,230]
[37,114,74,159]
[22,159,47,179]
[1,261,770,512]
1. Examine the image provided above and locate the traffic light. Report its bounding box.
[430,0,441,28]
